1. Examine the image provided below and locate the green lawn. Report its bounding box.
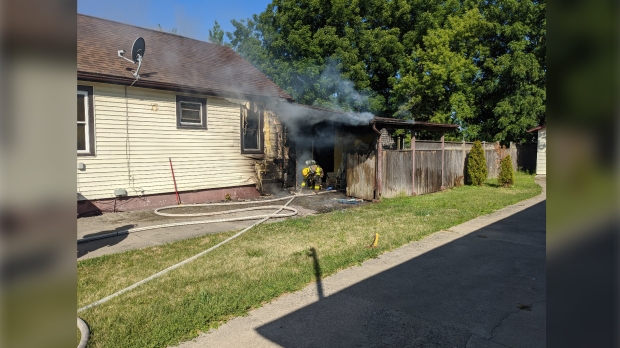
[77,172,542,348]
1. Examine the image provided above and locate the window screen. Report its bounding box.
[180,102,202,125]
[77,85,95,155]
[77,92,87,151]
[176,95,207,129]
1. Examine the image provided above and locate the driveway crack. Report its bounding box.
[486,300,547,342]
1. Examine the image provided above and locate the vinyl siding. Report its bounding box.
[77,82,261,200]
[536,128,546,175]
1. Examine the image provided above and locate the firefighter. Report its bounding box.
[301,160,323,191]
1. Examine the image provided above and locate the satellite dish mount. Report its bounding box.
[118,37,145,82]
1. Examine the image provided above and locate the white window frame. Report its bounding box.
[77,89,90,154]
[179,101,203,126]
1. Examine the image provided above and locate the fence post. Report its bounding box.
[509,141,516,171]
[462,141,466,185]
[441,132,445,190]
[412,134,416,196]
[372,124,382,201]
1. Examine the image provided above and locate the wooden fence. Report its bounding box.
[347,141,536,199]
[346,151,376,200]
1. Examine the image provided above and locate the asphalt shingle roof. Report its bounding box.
[77,14,294,101]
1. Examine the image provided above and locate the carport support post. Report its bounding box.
[377,133,382,199]
[441,132,445,191]
[411,133,416,196]
[372,123,382,201]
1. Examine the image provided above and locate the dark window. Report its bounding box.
[176,95,207,129]
[241,103,264,154]
[77,85,95,156]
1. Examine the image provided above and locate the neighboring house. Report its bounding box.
[527,125,546,178]
[77,14,295,216]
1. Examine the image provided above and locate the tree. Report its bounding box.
[157,24,177,34]
[225,0,546,143]
[498,155,515,187]
[225,0,404,116]
[467,140,487,186]
[208,20,225,45]
[392,1,546,143]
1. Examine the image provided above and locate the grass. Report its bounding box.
[77,172,541,348]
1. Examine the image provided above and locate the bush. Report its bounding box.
[498,154,515,187]
[467,140,488,186]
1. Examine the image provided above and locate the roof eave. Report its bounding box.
[371,119,459,132]
[527,125,546,133]
[77,71,295,102]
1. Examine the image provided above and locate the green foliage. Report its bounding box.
[157,24,177,34]
[467,140,487,185]
[208,20,225,45]
[498,155,515,187]
[224,0,545,142]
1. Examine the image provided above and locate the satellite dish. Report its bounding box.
[118,37,146,81]
[131,37,145,63]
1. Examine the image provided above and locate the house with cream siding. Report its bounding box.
[77,15,295,216]
[527,125,546,178]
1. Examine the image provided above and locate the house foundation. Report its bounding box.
[77,185,260,217]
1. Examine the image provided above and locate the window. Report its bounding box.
[77,85,95,155]
[176,95,207,129]
[240,102,263,154]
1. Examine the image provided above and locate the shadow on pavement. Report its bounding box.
[307,248,324,300]
[77,224,134,258]
[256,201,546,348]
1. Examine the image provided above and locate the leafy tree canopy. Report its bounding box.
[225,0,545,143]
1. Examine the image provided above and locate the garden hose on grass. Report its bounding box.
[77,190,338,347]
[77,317,89,348]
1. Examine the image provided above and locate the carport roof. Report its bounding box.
[371,117,459,132]
[286,104,459,131]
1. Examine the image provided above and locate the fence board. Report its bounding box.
[415,150,442,195]
[346,151,375,200]
[444,149,464,188]
[381,151,412,198]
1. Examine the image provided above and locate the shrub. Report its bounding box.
[498,154,515,187]
[467,140,488,186]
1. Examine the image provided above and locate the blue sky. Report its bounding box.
[78,0,271,42]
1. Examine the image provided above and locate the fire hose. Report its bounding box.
[77,190,337,347]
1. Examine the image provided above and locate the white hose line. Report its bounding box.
[77,316,89,348]
[78,191,334,244]
[77,206,297,244]
[76,191,338,347]
[154,194,309,216]
[77,196,298,313]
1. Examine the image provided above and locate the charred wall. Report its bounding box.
[256,108,297,192]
